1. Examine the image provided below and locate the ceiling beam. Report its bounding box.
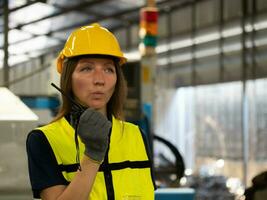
[0,0,164,48]
[1,0,201,54]
[0,0,45,16]
[50,3,106,19]
[0,0,204,50]
[0,0,109,33]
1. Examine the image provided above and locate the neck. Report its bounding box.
[96,107,107,117]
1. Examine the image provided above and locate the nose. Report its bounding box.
[93,69,105,85]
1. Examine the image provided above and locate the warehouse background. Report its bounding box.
[0,0,267,199]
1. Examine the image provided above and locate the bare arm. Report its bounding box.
[40,155,99,200]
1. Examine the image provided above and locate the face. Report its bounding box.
[72,57,117,114]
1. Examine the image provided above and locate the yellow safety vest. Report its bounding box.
[38,116,155,200]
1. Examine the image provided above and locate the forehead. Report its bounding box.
[77,56,115,64]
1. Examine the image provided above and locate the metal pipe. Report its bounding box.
[191,0,196,86]
[241,0,249,187]
[167,8,172,88]
[251,0,257,79]
[3,0,9,88]
[219,0,224,82]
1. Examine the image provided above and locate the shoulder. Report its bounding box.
[37,119,61,131]
[124,121,140,130]
[27,129,46,146]
[26,129,57,168]
[113,118,147,143]
[112,117,140,131]
[123,121,145,138]
[26,128,60,171]
[26,129,50,154]
[36,117,71,136]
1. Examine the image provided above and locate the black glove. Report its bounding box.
[77,108,111,163]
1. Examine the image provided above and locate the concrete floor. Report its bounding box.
[0,194,33,200]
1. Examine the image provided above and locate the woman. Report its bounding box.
[26,23,156,200]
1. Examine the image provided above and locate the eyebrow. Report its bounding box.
[78,60,114,65]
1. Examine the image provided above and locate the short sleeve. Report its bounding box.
[26,130,69,198]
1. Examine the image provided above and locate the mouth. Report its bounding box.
[91,92,104,98]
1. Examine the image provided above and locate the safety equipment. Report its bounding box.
[37,116,155,199]
[77,108,111,163]
[57,23,127,73]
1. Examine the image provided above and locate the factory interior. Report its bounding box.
[0,0,267,199]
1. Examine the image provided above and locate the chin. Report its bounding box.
[88,104,105,110]
[86,100,107,110]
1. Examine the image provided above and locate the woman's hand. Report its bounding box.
[77,108,111,163]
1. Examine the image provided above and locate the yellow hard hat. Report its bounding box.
[56,23,127,73]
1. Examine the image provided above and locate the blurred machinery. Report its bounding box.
[122,61,142,122]
[123,61,185,183]
[122,61,192,200]
[0,87,38,199]
[154,134,185,187]
[183,175,235,200]
[20,95,60,126]
[122,61,238,200]
[244,171,267,200]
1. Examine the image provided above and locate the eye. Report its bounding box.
[79,65,93,72]
[104,65,115,73]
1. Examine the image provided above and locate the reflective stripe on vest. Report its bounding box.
[38,116,155,200]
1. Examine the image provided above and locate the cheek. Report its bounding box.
[109,77,117,93]
[72,75,88,96]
